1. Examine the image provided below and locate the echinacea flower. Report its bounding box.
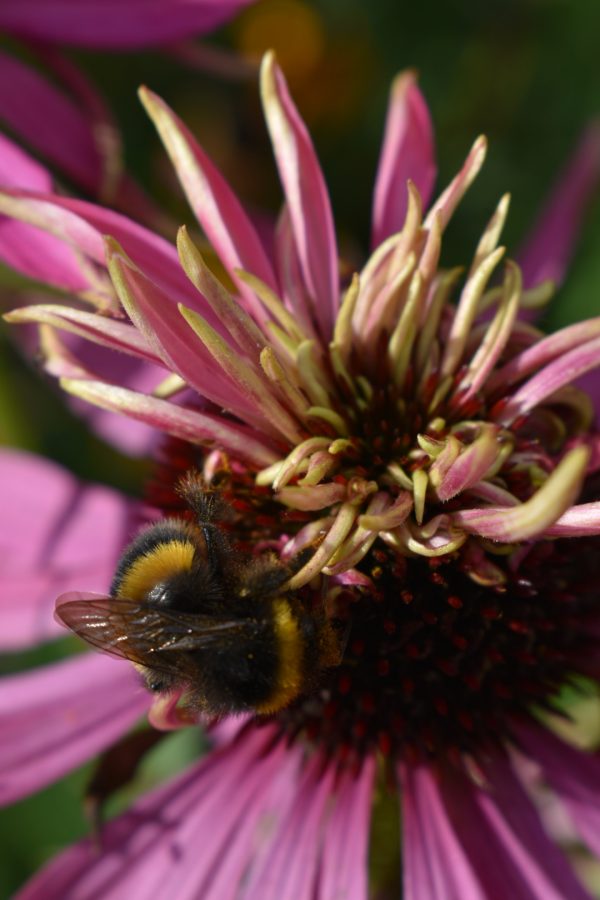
[2,53,600,898]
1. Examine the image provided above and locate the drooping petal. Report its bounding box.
[400,763,487,900]
[317,757,375,900]
[241,753,337,900]
[514,720,600,859]
[371,70,436,248]
[0,0,256,49]
[0,653,148,806]
[441,755,590,900]
[0,450,138,650]
[16,724,294,900]
[63,340,171,456]
[260,52,339,338]
[518,123,600,289]
[59,379,279,469]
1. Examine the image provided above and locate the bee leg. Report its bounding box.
[176,472,235,577]
[84,728,167,847]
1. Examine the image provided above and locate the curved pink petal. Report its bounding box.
[518,123,600,289]
[66,342,169,456]
[0,652,148,806]
[139,87,278,327]
[371,70,436,248]
[496,334,600,426]
[0,450,139,649]
[514,721,600,859]
[104,248,270,426]
[59,378,278,469]
[0,0,255,49]
[441,754,590,899]
[261,52,339,338]
[0,189,196,309]
[400,763,486,900]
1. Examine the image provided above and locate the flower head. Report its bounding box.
[3,51,600,898]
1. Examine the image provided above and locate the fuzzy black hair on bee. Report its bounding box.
[56,473,340,717]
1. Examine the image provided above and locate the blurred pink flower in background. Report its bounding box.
[0,0,256,49]
[0,0,256,223]
[2,51,600,898]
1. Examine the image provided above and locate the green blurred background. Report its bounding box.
[1,0,600,893]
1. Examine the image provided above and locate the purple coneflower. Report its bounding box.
[3,53,600,898]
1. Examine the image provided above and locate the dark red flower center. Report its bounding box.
[148,437,600,764]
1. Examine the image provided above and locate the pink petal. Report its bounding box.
[488,317,600,395]
[436,426,501,502]
[518,123,600,289]
[0,189,195,306]
[441,754,589,899]
[0,0,255,49]
[241,752,337,900]
[65,343,170,456]
[5,304,161,366]
[60,378,279,469]
[16,724,294,900]
[0,50,102,193]
[105,248,269,426]
[139,87,278,326]
[424,136,487,232]
[0,450,139,650]
[273,205,318,337]
[496,334,600,426]
[0,652,148,805]
[371,70,436,248]
[543,502,600,537]
[317,757,375,900]
[514,720,600,859]
[0,131,51,191]
[453,445,589,542]
[400,763,486,899]
[260,52,339,338]
[0,145,89,291]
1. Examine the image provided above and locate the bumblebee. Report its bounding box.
[56,475,339,716]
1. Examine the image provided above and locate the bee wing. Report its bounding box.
[55,592,261,673]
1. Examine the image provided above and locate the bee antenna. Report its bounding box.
[176,471,231,536]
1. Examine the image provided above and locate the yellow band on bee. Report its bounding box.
[118,540,195,601]
[256,598,303,714]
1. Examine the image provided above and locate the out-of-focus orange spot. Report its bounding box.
[235,0,325,80]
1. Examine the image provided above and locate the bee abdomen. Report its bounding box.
[254,598,305,715]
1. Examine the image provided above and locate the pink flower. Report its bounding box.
[0,0,256,50]
[3,53,600,897]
